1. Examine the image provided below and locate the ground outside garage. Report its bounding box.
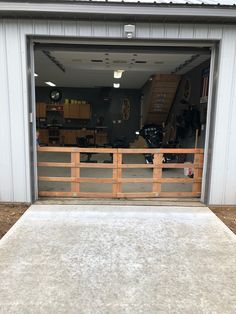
[0,204,236,313]
[1,203,236,239]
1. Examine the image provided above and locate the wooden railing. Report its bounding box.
[37,147,204,198]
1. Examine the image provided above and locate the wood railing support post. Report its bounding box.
[117,152,122,197]
[112,151,118,197]
[192,153,204,194]
[71,152,80,197]
[152,152,163,196]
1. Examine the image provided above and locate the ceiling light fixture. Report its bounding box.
[113,83,120,88]
[34,73,38,77]
[45,81,56,87]
[114,70,124,79]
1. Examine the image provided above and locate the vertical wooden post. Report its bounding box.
[71,151,80,197]
[116,152,122,198]
[152,152,163,196]
[112,151,118,197]
[192,152,204,193]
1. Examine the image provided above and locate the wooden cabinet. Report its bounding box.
[36,103,46,118]
[38,128,98,146]
[61,130,77,145]
[62,130,76,145]
[37,102,91,120]
[60,129,94,145]
[39,129,48,145]
[63,103,70,118]
[75,105,80,119]
[95,133,108,146]
[79,103,91,119]
[63,103,91,119]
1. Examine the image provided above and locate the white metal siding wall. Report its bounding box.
[0,19,235,204]
[209,26,236,205]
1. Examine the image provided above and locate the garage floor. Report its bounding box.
[38,152,193,193]
[0,205,236,313]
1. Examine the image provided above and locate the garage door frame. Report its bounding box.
[28,36,219,204]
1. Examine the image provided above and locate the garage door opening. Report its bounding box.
[34,42,210,199]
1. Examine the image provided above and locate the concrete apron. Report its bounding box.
[0,205,235,314]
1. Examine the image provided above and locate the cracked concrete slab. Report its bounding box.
[0,205,236,314]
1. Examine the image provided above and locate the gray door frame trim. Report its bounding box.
[28,39,38,201]
[200,43,219,204]
[27,36,219,204]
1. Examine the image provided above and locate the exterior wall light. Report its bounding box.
[124,24,135,39]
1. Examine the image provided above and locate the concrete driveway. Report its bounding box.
[0,205,236,314]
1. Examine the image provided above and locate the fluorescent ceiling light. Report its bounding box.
[45,81,56,87]
[113,83,120,88]
[114,70,124,79]
[34,73,38,77]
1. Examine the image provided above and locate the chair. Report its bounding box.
[76,135,96,163]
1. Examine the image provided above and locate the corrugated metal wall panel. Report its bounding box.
[34,20,50,35]
[0,20,14,201]
[63,21,77,37]
[136,23,151,38]
[179,24,195,38]
[149,23,223,40]
[91,21,108,37]
[48,20,64,36]
[209,26,236,204]
[220,26,236,205]
[0,18,235,204]
[193,24,210,39]
[225,88,236,203]
[78,21,93,37]
[3,20,27,201]
[150,23,165,38]
[107,22,123,38]
[165,24,181,39]
[208,25,223,39]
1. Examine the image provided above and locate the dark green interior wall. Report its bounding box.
[168,60,210,148]
[106,89,141,142]
[35,87,141,143]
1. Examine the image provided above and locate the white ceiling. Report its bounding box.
[34,49,210,89]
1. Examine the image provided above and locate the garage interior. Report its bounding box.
[35,43,210,197]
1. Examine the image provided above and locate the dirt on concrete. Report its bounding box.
[0,204,28,239]
[0,204,236,239]
[210,207,236,235]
